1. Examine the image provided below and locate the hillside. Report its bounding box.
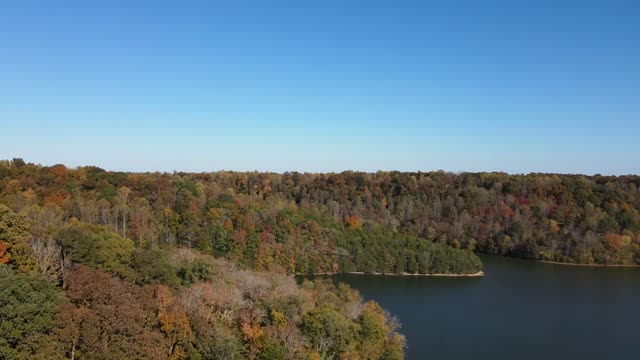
[3,159,638,266]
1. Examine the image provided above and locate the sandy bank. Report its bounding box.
[534,260,640,268]
[297,270,485,277]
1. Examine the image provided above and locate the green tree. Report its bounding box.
[0,266,62,359]
[57,224,135,278]
[0,205,36,272]
[130,248,179,286]
[301,306,357,358]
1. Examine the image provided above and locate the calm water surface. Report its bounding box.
[313,255,640,360]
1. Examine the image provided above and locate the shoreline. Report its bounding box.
[296,270,485,277]
[534,260,640,268]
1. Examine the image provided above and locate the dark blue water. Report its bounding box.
[315,255,640,360]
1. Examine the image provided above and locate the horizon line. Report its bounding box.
[2,158,637,178]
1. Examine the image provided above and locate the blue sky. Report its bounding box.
[1,1,638,174]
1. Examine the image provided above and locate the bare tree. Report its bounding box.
[117,186,132,237]
[29,237,70,283]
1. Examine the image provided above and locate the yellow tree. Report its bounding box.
[156,285,193,359]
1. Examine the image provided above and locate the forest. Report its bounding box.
[2,158,639,359]
[0,159,482,275]
[1,206,405,360]
[2,159,637,267]
[0,159,471,360]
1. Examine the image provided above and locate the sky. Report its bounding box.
[1,0,638,175]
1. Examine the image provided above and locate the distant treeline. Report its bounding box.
[0,159,482,275]
[2,159,639,266]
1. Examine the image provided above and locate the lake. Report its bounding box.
[310,255,640,359]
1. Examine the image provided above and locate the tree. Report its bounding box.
[116,186,132,237]
[56,224,135,278]
[130,197,156,247]
[55,266,168,359]
[357,301,388,359]
[156,285,193,358]
[29,237,69,283]
[0,240,9,264]
[130,248,179,286]
[301,306,357,358]
[0,205,36,272]
[0,266,62,359]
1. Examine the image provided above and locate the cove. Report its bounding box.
[307,255,640,359]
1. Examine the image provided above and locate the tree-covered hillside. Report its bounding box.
[0,159,502,360]
[0,159,482,275]
[3,158,638,359]
[2,159,638,265]
[1,206,405,360]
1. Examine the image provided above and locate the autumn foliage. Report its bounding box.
[2,158,640,359]
[0,241,9,264]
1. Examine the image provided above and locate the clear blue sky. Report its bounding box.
[1,1,638,174]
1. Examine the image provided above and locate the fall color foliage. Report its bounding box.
[2,158,640,359]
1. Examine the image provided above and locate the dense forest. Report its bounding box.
[1,242,405,360]
[0,159,481,275]
[2,159,639,359]
[1,159,637,267]
[1,207,405,360]
[0,159,479,360]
